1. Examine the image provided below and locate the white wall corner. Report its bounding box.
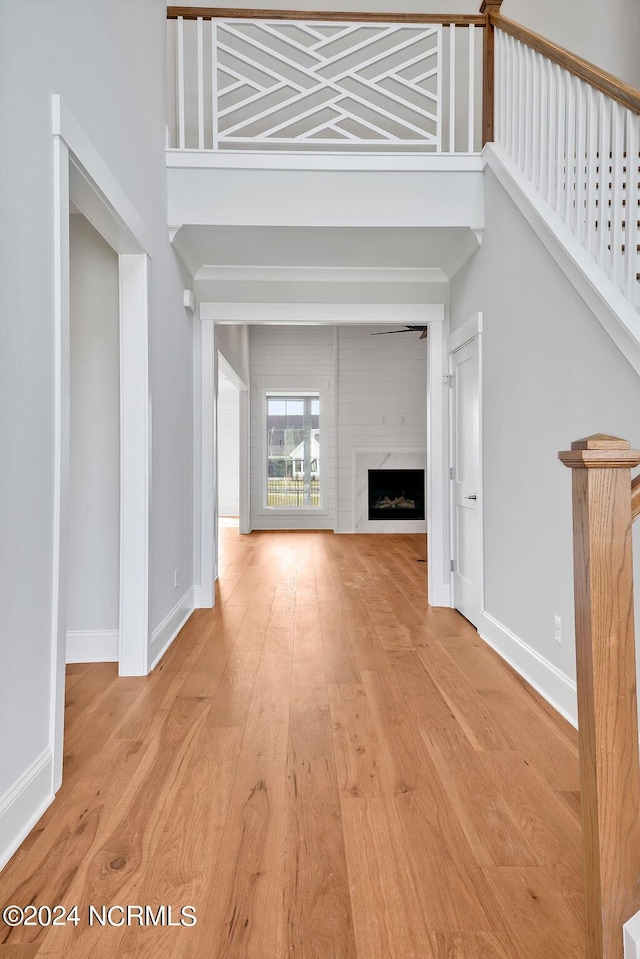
[149,586,195,671]
[66,630,119,664]
[480,611,578,727]
[624,911,640,958]
[0,750,54,872]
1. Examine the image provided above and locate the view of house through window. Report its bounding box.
[266,393,320,507]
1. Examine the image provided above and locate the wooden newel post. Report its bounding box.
[559,434,640,959]
[480,0,503,146]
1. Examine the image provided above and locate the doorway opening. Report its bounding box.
[66,214,121,665]
[217,354,242,573]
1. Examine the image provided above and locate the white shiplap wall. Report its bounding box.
[217,382,240,516]
[336,326,428,533]
[250,325,336,530]
[249,324,428,532]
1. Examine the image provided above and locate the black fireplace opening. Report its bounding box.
[368,469,425,521]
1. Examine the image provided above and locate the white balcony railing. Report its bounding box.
[494,25,640,310]
[166,15,483,154]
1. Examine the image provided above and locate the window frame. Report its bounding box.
[261,388,325,513]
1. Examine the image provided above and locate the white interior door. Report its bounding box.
[451,337,481,627]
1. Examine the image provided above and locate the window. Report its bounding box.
[265,393,320,508]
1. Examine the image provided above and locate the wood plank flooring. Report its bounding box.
[0,528,584,958]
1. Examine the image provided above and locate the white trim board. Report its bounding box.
[480,611,577,727]
[66,630,119,663]
[449,311,483,353]
[167,151,483,173]
[149,587,196,671]
[0,749,54,872]
[196,265,447,284]
[201,303,446,325]
[483,142,640,378]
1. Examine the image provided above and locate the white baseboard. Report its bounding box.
[66,629,119,663]
[149,586,195,671]
[480,611,577,727]
[0,749,54,871]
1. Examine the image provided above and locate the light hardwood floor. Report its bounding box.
[0,529,584,958]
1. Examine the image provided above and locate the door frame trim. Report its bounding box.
[195,305,450,608]
[51,95,151,791]
[448,312,484,623]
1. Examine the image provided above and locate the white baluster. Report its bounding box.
[211,20,218,151]
[627,112,640,306]
[467,23,475,152]
[449,24,456,153]
[523,43,533,181]
[585,84,599,259]
[177,16,185,150]
[517,39,526,168]
[555,67,566,218]
[611,102,625,290]
[575,79,587,246]
[532,49,543,192]
[565,73,577,233]
[598,94,612,278]
[197,17,205,151]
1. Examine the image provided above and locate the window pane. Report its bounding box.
[266,393,320,508]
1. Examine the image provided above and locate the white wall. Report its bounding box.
[336,326,428,533]
[68,215,120,635]
[450,167,640,721]
[502,0,640,89]
[0,0,193,859]
[215,324,250,386]
[218,381,241,516]
[250,325,336,530]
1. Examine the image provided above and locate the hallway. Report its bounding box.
[0,529,584,958]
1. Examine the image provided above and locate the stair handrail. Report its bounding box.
[632,474,640,522]
[166,7,486,24]
[559,434,640,959]
[489,11,640,116]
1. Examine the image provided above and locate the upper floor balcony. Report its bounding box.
[166,7,486,164]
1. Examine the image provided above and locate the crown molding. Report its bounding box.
[194,264,448,284]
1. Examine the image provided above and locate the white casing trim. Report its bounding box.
[66,630,119,663]
[200,302,446,325]
[484,143,640,377]
[480,611,577,727]
[0,749,54,871]
[149,587,195,671]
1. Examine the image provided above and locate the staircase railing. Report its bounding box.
[560,435,640,959]
[166,6,485,154]
[491,12,640,311]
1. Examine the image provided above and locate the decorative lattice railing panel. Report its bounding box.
[167,17,483,154]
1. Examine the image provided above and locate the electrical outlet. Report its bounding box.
[173,568,178,589]
[554,614,563,645]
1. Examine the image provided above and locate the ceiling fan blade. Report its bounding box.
[371,329,412,335]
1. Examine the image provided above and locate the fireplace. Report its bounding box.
[368,469,425,521]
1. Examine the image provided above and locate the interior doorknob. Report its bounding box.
[464,494,477,500]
